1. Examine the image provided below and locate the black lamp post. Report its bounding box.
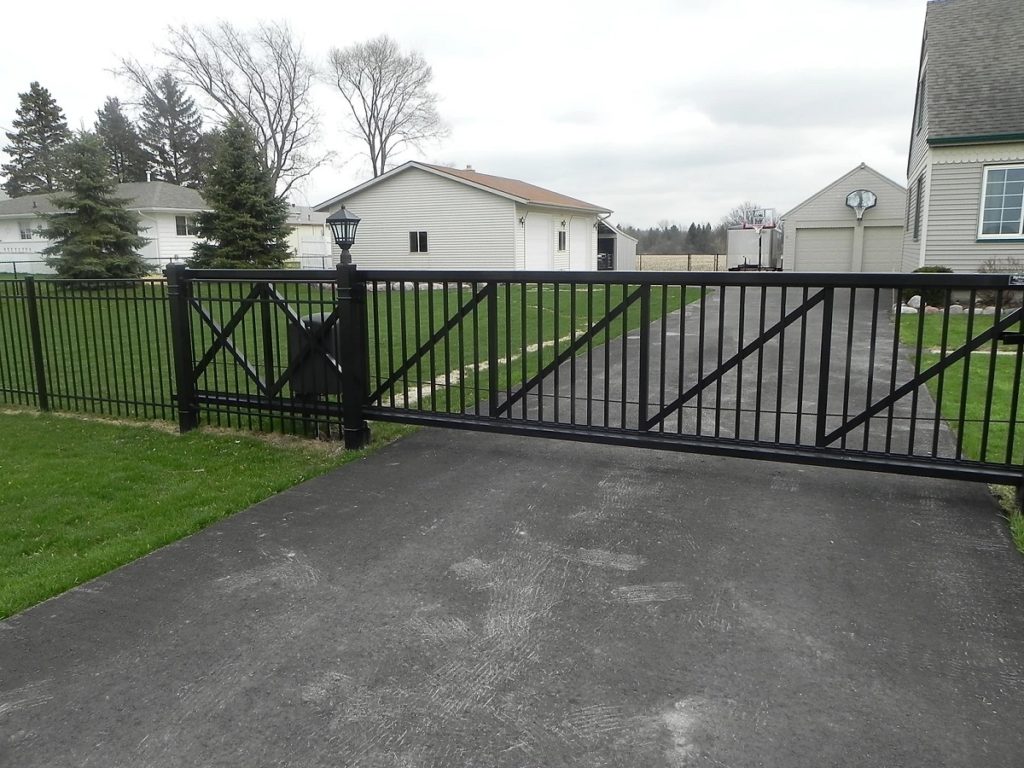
[326,205,361,265]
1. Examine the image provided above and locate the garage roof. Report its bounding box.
[315,161,611,215]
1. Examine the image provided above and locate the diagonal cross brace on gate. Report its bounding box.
[493,284,646,418]
[190,283,266,393]
[190,282,344,400]
[642,289,827,431]
[819,306,1024,447]
[368,283,490,404]
[261,286,344,399]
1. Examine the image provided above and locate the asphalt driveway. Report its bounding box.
[2,424,1023,767]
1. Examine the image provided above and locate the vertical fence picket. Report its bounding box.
[23,276,49,412]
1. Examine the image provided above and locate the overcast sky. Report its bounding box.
[1,0,926,226]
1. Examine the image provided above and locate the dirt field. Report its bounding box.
[637,253,725,271]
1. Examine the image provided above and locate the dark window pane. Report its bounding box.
[419,232,428,252]
[176,216,187,236]
[409,232,418,252]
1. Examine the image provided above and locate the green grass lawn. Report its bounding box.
[0,409,413,619]
[898,311,1024,465]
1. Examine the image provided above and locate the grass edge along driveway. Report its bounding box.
[0,409,413,619]
[898,312,1024,553]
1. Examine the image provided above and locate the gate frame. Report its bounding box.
[166,265,1024,487]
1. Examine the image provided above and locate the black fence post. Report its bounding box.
[166,264,198,433]
[487,281,500,416]
[637,283,651,429]
[337,263,371,450]
[23,276,49,412]
[815,287,835,447]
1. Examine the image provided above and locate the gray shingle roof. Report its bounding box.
[0,181,208,217]
[924,0,1024,142]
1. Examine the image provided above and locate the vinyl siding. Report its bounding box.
[568,215,596,270]
[923,160,1024,270]
[0,210,199,272]
[907,60,930,181]
[327,167,516,269]
[862,226,904,271]
[785,166,906,224]
[615,232,637,270]
[139,212,202,264]
[900,162,928,272]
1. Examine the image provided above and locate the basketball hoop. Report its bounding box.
[741,208,777,234]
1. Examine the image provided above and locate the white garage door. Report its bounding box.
[525,215,552,270]
[794,227,854,272]
[861,226,903,272]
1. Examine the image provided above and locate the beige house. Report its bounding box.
[902,0,1024,272]
[781,164,906,272]
[315,162,612,270]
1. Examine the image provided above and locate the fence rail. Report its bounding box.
[1,267,1022,487]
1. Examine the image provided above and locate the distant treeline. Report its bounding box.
[618,222,729,255]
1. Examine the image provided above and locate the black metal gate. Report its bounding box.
[168,265,1024,486]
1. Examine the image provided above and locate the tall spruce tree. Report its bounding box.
[190,118,290,268]
[94,97,148,182]
[42,134,150,279]
[2,82,72,197]
[138,73,205,187]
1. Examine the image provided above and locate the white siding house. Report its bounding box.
[0,182,333,274]
[287,205,331,268]
[781,164,906,272]
[315,162,612,270]
[0,182,207,274]
[901,0,1024,272]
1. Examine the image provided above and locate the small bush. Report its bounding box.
[901,265,953,307]
[980,257,1024,307]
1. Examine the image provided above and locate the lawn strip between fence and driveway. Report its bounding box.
[0,408,413,619]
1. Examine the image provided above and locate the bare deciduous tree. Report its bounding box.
[327,35,448,178]
[722,201,770,227]
[121,22,324,196]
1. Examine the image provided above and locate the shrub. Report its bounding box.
[901,265,953,308]
[980,257,1024,307]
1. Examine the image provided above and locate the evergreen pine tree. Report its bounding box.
[138,73,205,187]
[94,97,148,183]
[190,118,291,268]
[685,223,699,252]
[2,82,72,197]
[41,134,150,280]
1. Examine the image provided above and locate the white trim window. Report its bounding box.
[979,165,1024,238]
[18,220,36,240]
[175,216,198,236]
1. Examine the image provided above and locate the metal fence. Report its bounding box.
[0,277,175,420]
[2,267,1022,487]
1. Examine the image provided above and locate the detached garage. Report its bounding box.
[782,164,906,272]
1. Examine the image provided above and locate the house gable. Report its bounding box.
[320,165,518,269]
[782,164,906,224]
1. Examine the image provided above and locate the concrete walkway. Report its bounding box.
[2,427,1023,767]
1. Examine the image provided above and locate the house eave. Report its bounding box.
[927,132,1024,147]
